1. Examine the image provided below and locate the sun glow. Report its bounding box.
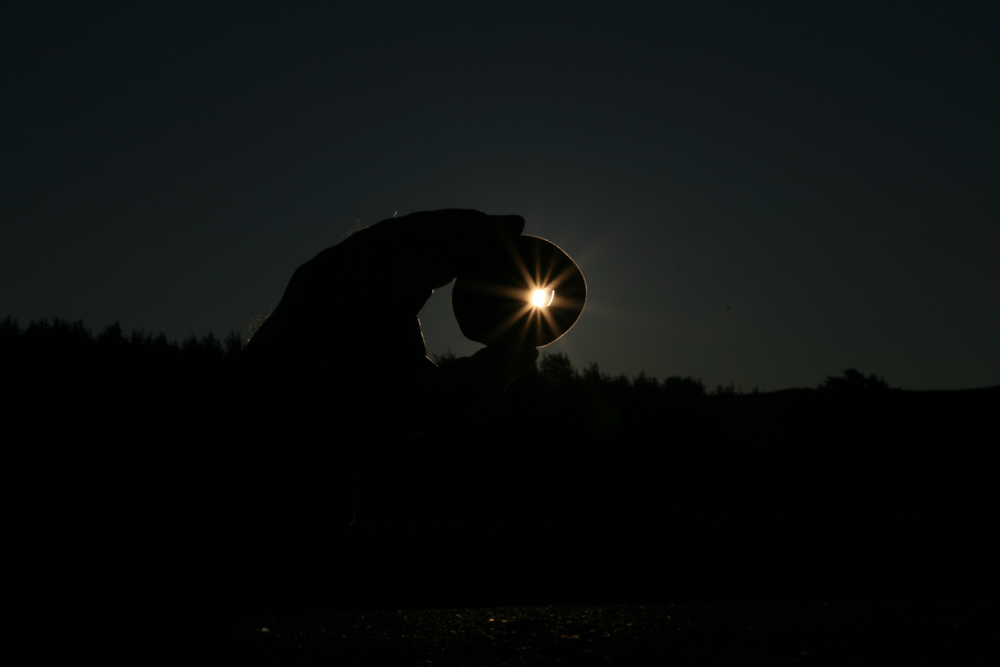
[530,288,555,307]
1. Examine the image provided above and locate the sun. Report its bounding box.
[530,288,555,307]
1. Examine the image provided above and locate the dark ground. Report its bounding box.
[15,472,998,665]
[209,599,997,666]
[5,340,998,664]
[196,508,999,666]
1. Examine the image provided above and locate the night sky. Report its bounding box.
[3,1,998,391]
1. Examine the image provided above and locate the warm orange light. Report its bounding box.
[530,288,555,307]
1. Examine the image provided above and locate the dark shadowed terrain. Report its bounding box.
[4,318,998,664]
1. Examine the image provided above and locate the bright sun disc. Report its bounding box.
[531,288,555,307]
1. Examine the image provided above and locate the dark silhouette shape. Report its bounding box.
[820,367,892,392]
[7,210,547,661]
[12,302,998,661]
[236,209,540,416]
[156,209,545,649]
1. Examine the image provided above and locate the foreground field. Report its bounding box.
[6,331,997,663]
[201,509,997,665]
[209,599,997,666]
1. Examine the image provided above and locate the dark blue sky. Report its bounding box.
[3,1,998,390]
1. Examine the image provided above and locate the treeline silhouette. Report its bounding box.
[5,315,997,527]
[1,315,896,415]
[6,315,998,657]
[3,314,984,466]
[414,340,994,527]
[7,314,945,531]
[0,315,242,371]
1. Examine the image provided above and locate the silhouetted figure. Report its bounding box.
[74,209,540,661]
[236,208,539,419]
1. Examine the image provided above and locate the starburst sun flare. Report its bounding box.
[530,288,555,307]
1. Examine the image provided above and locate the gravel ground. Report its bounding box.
[205,599,997,666]
[18,509,997,665]
[182,512,1000,666]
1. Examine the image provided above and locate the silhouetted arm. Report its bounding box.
[238,209,539,416]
